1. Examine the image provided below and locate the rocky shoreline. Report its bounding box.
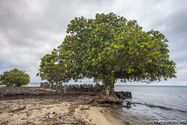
[0,87,132,100]
[0,87,132,125]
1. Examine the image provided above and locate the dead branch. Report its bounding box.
[74,115,90,125]
[11,105,26,112]
[52,121,78,124]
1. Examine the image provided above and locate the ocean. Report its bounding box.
[27,83,187,125]
[114,85,187,125]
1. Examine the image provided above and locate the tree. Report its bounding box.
[37,12,176,103]
[0,68,30,87]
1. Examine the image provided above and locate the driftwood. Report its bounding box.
[74,115,90,125]
[58,116,77,123]
[52,121,78,124]
[11,105,26,112]
[52,115,90,125]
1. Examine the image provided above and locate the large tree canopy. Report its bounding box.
[37,12,176,91]
[0,68,30,87]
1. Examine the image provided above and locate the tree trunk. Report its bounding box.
[76,82,123,105]
[15,83,21,87]
[106,84,115,97]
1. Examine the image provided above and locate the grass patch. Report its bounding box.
[0,107,4,113]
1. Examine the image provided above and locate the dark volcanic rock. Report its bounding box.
[114,91,132,99]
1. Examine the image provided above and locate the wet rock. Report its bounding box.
[127,102,131,108]
[121,101,131,108]
[115,91,132,99]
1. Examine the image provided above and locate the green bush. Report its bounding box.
[0,68,30,87]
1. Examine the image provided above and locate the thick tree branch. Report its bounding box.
[85,71,101,76]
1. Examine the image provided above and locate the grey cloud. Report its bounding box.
[0,0,186,85]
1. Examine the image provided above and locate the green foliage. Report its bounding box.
[0,68,30,87]
[37,12,176,86]
[101,89,106,94]
[106,85,111,90]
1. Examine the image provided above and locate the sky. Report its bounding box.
[0,0,187,86]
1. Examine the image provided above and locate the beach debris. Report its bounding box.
[46,106,50,109]
[21,117,28,120]
[11,105,26,112]
[53,115,88,125]
[26,113,30,116]
[74,115,90,125]
[100,110,103,113]
[0,121,8,125]
[89,118,92,122]
[80,106,90,110]
[52,121,79,125]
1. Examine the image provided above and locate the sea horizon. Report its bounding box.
[1,82,187,87]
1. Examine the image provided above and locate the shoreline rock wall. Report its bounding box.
[40,82,103,93]
[40,82,132,99]
[0,87,63,100]
[0,83,132,100]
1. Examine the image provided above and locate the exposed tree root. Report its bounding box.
[76,93,123,105]
[11,105,26,112]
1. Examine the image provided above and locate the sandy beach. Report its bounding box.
[0,98,122,125]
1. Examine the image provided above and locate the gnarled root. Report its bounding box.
[76,94,123,105]
[11,105,26,112]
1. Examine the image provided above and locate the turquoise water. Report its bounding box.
[114,85,187,125]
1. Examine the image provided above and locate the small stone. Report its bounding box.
[21,117,27,120]
[89,119,92,122]
[46,107,50,109]
[80,106,90,110]
[100,110,103,113]
[53,112,55,114]
[127,102,131,108]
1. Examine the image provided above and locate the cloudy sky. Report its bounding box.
[0,0,187,86]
